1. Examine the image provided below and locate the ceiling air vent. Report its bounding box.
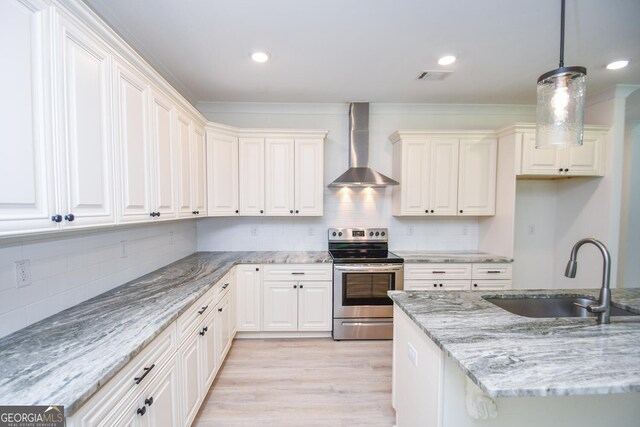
[417,70,452,81]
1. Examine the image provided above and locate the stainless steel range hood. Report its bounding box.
[328,103,399,187]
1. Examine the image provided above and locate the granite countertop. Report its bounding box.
[389,289,640,398]
[0,251,331,416]
[393,250,513,263]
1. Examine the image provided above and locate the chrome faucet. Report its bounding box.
[564,238,612,324]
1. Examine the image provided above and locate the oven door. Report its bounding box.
[333,263,404,318]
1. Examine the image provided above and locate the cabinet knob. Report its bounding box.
[145,397,154,407]
[558,168,563,172]
[433,284,437,288]
[564,168,569,172]
[293,284,297,289]
[290,210,294,214]
[473,283,478,287]
[218,307,223,312]
[255,267,259,271]
[51,214,63,223]
[430,210,434,213]
[137,406,146,416]
[156,212,161,217]
[439,283,443,287]
[459,210,463,213]
[64,213,75,222]
[192,211,197,215]
[425,210,428,213]
[295,210,299,214]
[300,284,304,288]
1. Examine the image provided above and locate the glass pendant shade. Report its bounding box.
[535,67,586,149]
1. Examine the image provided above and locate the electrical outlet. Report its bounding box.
[15,260,32,288]
[121,240,128,258]
[407,226,414,236]
[406,342,418,367]
[169,231,174,245]
[251,227,258,236]
[307,227,315,236]
[462,225,469,236]
[528,224,536,235]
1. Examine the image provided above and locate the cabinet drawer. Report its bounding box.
[177,285,217,344]
[213,271,233,304]
[404,263,471,280]
[471,280,512,291]
[471,263,512,280]
[69,325,177,426]
[405,280,470,291]
[262,264,332,281]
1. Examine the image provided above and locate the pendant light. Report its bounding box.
[536,0,586,149]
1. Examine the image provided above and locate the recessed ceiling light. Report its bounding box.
[438,55,456,66]
[606,60,629,70]
[251,51,270,63]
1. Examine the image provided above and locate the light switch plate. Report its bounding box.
[15,260,32,288]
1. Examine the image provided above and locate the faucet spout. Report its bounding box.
[564,238,612,324]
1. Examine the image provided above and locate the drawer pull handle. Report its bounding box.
[145,397,154,407]
[222,283,229,289]
[199,326,208,336]
[432,271,446,274]
[137,406,146,416]
[198,305,209,315]
[134,364,155,384]
[486,270,501,274]
[291,272,305,275]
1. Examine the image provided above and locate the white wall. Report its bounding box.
[0,221,197,339]
[619,110,640,288]
[196,103,536,252]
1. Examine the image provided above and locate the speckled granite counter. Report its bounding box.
[390,289,640,398]
[0,251,330,415]
[393,250,512,263]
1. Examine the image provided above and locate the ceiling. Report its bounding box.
[82,0,640,106]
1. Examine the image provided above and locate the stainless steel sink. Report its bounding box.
[483,296,639,318]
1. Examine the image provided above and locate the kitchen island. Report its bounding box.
[390,289,640,427]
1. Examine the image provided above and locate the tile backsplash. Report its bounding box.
[197,187,479,251]
[0,221,196,339]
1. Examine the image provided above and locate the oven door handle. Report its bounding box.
[334,264,404,272]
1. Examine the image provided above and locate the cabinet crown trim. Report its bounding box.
[389,130,497,144]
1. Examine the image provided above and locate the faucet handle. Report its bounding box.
[574,302,606,314]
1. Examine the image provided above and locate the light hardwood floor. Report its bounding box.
[193,338,395,427]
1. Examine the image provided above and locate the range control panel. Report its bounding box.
[328,228,388,242]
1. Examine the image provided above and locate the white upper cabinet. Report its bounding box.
[458,137,497,215]
[113,58,153,224]
[175,109,192,217]
[516,125,607,177]
[206,128,239,216]
[149,88,177,220]
[391,132,494,216]
[294,138,324,216]
[238,137,265,216]
[190,123,207,216]
[0,1,57,236]
[265,138,295,216]
[56,14,115,229]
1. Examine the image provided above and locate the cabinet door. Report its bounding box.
[418,280,470,291]
[0,0,57,235]
[429,138,459,215]
[56,17,115,229]
[263,281,298,331]
[564,132,603,176]
[471,280,512,290]
[400,139,430,215]
[176,331,202,427]
[175,110,192,217]
[215,294,232,362]
[238,138,264,215]
[520,132,563,175]
[190,124,207,215]
[458,137,497,215]
[113,59,152,223]
[297,281,332,331]
[265,138,294,216]
[201,309,218,392]
[149,89,176,220]
[206,131,238,216]
[236,265,262,331]
[294,138,324,216]
[141,357,179,427]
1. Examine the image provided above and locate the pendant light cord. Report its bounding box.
[559,0,565,67]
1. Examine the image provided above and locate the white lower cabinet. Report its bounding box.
[261,264,333,332]
[68,270,237,427]
[236,265,262,331]
[404,262,512,291]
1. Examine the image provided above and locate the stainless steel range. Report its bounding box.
[329,228,404,340]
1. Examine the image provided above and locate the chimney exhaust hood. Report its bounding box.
[328,103,399,187]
